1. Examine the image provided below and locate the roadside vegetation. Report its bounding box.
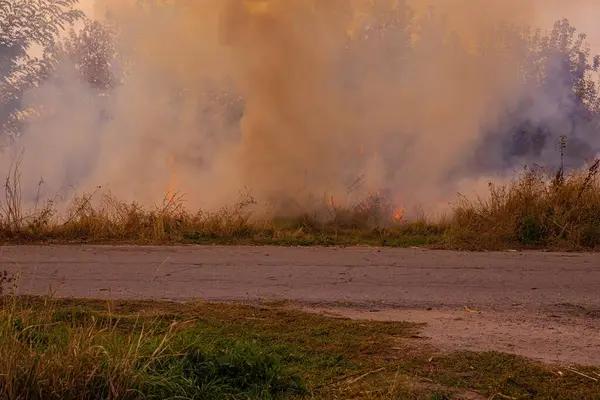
[0,295,598,400]
[1,161,599,250]
[2,1,600,252]
[448,160,600,250]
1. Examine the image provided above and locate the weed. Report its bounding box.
[449,161,600,250]
[2,161,600,250]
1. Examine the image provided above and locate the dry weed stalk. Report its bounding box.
[1,157,23,231]
[450,160,600,249]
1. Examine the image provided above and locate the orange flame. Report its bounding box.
[392,206,405,223]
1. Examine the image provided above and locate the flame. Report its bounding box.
[329,195,338,209]
[392,206,405,223]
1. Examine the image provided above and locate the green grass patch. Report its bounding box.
[0,298,598,399]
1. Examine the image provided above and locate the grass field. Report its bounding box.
[1,163,599,250]
[0,296,598,400]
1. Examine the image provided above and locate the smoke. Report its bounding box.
[535,0,600,53]
[4,0,600,216]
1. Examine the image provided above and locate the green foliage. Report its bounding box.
[0,0,84,137]
[0,300,306,400]
[518,214,546,245]
[175,343,304,398]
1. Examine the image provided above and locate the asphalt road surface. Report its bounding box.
[1,245,599,365]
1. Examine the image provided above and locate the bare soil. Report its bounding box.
[1,245,599,365]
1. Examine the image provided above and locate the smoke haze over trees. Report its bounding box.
[0,0,83,140]
[1,0,600,216]
[478,19,600,173]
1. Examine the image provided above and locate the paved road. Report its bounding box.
[0,245,598,307]
[1,245,600,365]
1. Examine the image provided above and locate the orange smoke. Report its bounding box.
[165,154,179,195]
[15,0,599,216]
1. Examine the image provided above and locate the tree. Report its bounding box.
[0,0,83,139]
[60,19,118,91]
[533,19,600,110]
[477,19,600,172]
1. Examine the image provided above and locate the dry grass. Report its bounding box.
[449,161,600,250]
[0,167,444,246]
[0,181,257,244]
[2,160,600,250]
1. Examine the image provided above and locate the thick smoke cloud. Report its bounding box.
[4,0,600,216]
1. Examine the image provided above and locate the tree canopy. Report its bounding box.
[0,0,84,139]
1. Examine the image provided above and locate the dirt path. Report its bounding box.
[1,245,599,365]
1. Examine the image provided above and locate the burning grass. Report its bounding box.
[1,160,600,250]
[0,295,598,400]
[0,162,446,246]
